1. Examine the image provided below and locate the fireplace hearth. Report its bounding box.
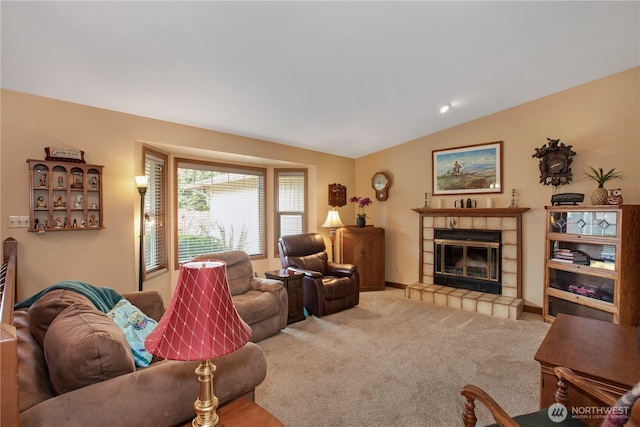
[434,229,501,294]
[409,208,528,320]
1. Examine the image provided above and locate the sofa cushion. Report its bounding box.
[28,289,95,347]
[233,290,280,325]
[44,303,136,394]
[106,298,158,367]
[122,290,165,322]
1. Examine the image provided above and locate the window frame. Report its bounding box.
[173,158,267,269]
[142,146,169,279]
[274,168,308,256]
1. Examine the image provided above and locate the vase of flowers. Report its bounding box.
[349,196,372,227]
[585,166,623,205]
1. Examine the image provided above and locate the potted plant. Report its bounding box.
[349,196,372,227]
[585,166,623,205]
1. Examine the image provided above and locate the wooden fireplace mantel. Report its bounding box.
[412,207,529,217]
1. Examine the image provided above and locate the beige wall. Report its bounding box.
[2,66,638,308]
[0,91,355,301]
[355,67,639,307]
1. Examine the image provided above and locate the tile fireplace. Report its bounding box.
[408,208,529,319]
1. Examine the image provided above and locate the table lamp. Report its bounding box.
[321,208,344,262]
[145,260,252,427]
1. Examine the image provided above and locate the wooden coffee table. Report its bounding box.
[180,397,283,427]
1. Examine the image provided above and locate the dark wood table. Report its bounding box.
[180,397,283,427]
[534,313,640,426]
[265,269,305,324]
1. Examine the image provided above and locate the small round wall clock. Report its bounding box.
[371,171,390,201]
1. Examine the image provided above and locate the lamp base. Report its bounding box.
[192,359,220,427]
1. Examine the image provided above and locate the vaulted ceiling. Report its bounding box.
[2,1,638,158]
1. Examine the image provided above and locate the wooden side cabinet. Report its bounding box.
[265,269,305,324]
[336,226,385,292]
[28,159,104,232]
[534,314,640,427]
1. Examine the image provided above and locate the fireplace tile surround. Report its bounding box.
[409,208,529,320]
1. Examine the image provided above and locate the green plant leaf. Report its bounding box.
[585,166,623,187]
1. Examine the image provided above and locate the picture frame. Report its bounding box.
[45,147,86,163]
[432,141,503,195]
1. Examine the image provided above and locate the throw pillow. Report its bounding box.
[28,289,95,347]
[107,298,158,367]
[44,303,135,394]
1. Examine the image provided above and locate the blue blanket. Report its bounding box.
[14,281,123,313]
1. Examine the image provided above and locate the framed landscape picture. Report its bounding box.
[432,141,503,195]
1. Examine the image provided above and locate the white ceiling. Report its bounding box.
[2,1,639,159]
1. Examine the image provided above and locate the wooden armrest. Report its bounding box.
[461,384,519,427]
[461,367,622,427]
[553,366,618,407]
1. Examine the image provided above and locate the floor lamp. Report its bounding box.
[135,176,148,292]
[321,208,344,262]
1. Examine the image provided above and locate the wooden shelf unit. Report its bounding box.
[543,205,640,326]
[28,159,104,232]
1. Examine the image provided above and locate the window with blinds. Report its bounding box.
[176,159,266,264]
[143,148,168,275]
[275,169,307,250]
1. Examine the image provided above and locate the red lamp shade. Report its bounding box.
[145,260,252,361]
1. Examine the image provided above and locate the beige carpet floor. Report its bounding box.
[254,287,550,427]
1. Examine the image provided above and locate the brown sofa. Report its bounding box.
[192,250,288,342]
[278,233,359,317]
[14,287,267,427]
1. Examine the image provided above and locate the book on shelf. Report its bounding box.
[552,249,589,264]
[589,259,616,270]
[600,245,616,262]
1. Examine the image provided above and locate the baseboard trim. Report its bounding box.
[523,304,543,316]
[385,281,406,289]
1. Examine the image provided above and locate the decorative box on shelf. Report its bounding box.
[28,159,104,232]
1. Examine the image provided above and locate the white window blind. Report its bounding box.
[176,160,265,263]
[144,149,168,274]
[275,169,307,243]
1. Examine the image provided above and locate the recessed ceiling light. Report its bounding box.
[439,103,452,114]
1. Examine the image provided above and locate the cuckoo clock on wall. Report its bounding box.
[532,138,576,186]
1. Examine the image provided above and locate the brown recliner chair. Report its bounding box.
[278,233,359,317]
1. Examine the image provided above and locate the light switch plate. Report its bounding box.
[9,216,30,228]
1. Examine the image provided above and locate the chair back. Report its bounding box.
[192,250,253,295]
[278,233,328,275]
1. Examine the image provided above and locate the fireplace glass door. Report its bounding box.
[434,238,501,293]
[435,239,500,280]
